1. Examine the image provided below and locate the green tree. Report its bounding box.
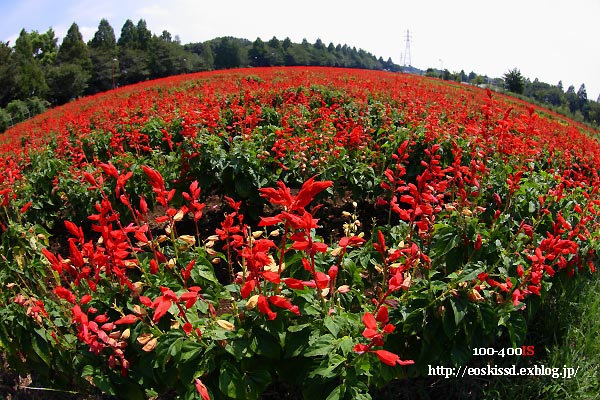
[200,42,214,70]
[577,84,587,105]
[30,28,58,65]
[266,37,284,66]
[56,23,91,70]
[6,99,30,122]
[0,41,16,106]
[89,19,118,93]
[136,19,152,50]
[565,85,579,113]
[0,108,11,132]
[51,23,91,103]
[148,36,194,78]
[214,38,242,69]
[117,20,148,84]
[249,37,268,67]
[13,29,48,100]
[118,47,149,85]
[46,63,89,104]
[90,19,116,50]
[160,30,172,42]
[503,68,525,94]
[314,38,325,50]
[118,20,137,48]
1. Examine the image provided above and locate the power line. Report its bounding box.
[403,30,412,67]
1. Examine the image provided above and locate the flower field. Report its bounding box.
[0,66,599,399]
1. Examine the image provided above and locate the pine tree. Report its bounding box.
[136,19,152,50]
[118,20,137,48]
[503,68,524,94]
[56,23,91,70]
[89,19,118,93]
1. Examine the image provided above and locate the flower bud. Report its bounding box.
[328,265,338,280]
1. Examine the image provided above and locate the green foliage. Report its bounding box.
[56,23,92,71]
[5,99,30,122]
[0,108,11,131]
[503,68,525,94]
[214,37,244,69]
[46,63,90,104]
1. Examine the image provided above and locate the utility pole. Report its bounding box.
[403,30,412,67]
[112,58,117,89]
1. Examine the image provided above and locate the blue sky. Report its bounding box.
[1,0,599,100]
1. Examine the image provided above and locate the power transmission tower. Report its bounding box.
[403,30,412,67]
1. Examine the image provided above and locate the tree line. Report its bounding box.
[503,68,599,127]
[0,18,401,132]
[425,67,600,128]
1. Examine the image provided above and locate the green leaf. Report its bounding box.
[178,341,204,363]
[338,336,354,356]
[284,329,311,358]
[308,354,346,378]
[218,363,245,399]
[402,309,424,334]
[304,334,336,357]
[450,298,467,326]
[93,374,116,396]
[326,384,346,400]
[288,323,310,333]
[457,267,484,283]
[249,328,281,359]
[81,365,95,377]
[506,313,527,347]
[324,316,340,337]
[31,332,50,366]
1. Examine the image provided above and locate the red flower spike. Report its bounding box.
[241,279,256,299]
[19,201,32,214]
[99,162,119,179]
[262,271,281,284]
[301,258,312,272]
[362,312,377,330]
[152,296,173,323]
[195,378,210,400]
[114,315,138,325]
[293,176,333,210]
[374,350,414,366]
[283,278,306,290]
[516,265,524,278]
[268,295,300,315]
[376,306,389,324]
[179,292,198,309]
[54,287,77,304]
[139,296,153,307]
[315,271,330,289]
[353,343,370,354]
[150,259,159,274]
[83,172,97,187]
[257,295,277,320]
[474,234,482,250]
[328,265,338,280]
[139,197,148,214]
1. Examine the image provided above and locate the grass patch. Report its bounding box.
[482,275,600,399]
